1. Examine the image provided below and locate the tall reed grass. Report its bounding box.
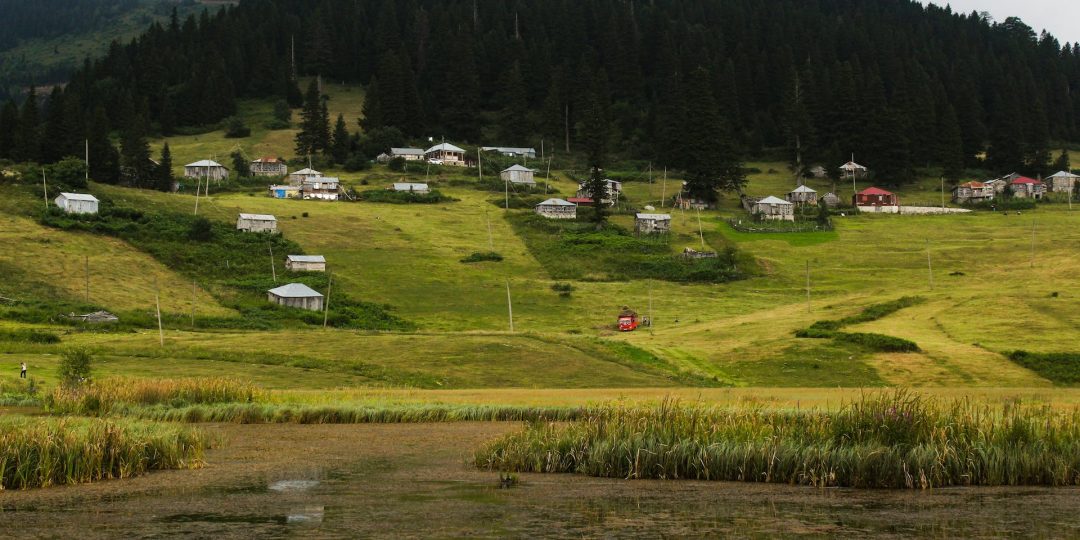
[474,391,1080,488]
[112,402,585,424]
[45,377,259,416]
[0,416,207,489]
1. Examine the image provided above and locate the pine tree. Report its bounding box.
[295,79,324,156]
[119,107,152,188]
[41,87,69,163]
[156,143,174,192]
[360,76,383,132]
[15,87,40,163]
[318,97,331,152]
[0,100,17,159]
[87,105,120,184]
[1052,149,1071,172]
[583,166,609,225]
[681,67,747,200]
[497,62,529,145]
[330,113,350,163]
[230,151,251,177]
[936,104,964,181]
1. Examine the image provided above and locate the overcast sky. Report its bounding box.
[923,1,1080,44]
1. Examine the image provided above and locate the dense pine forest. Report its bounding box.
[2,0,1080,192]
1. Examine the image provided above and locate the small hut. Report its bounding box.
[269,185,301,199]
[839,161,868,179]
[853,187,898,207]
[54,192,99,214]
[184,160,229,181]
[674,182,710,210]
[66,310,118,324]
[236,213,278,233]
[808,166,827,178]
[501,164,536,186]
[389,147,425,161]
[535,198,577,219]
[751,196,795,221]
[267,283,324,311]
[576,179,622,205]
[482,146,537,158]
[822,192,841,208]
[786,185,818,206]
[285,255,326,272]
[289,168,323,185]
[635,213,672,234]
[251,157,287,176]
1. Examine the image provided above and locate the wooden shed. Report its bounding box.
[267,283,324,311]
[839,160,868,179]
[392,182,430,194]
[501,164,536,186]
[236,213,278,233]
[389,147,425,161]
[288,167,323,185]
[269,185,301,199]
[786,185,818,206]
[751,196,795,221]
[285,255,326,272]
[952,181,994,204]
[483,146,537,159]
[535,198,577,219]
[55,192,99,214]
[853,187,898,207]
[251,157,287,177]
[635,213,672,234]
[184,160,229,181]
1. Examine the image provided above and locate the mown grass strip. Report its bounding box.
[474,391,1080,488]
[0,416,208,489]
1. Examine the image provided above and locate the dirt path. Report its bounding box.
[2,422,1078,538]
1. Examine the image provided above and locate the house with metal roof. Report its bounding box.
[751,196,795,221]
[184,159,229,181]
[267,283,324,311]
[952,181,994,204]
[1046,170,1080,193]
[288,167,323,185]
[635,213,672,234]
[302,177,341,200]
[236,213,278,233]
[251,157,287,177]
[389,147,425,161]
[839,160,868,179]
[392,182,430,194]
[425,143,468,166]
[786,185,818,206]
[501,164,536,186]
[853,187,899,208]
[285,255,326,272]
[54,192,99,214]
[482,146,537,159]
[535,198,577,219]
[1009,176,1046,199]
[269,184,301,199]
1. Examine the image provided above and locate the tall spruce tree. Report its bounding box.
[0,100,16,159]
[330,113,350,163]
[497,62,529,145]
[156,142,174,192]
[14,87,40,163]
[295,79,328,156]
[87,106,120,184]
[119,107,153,188]
[936,104,965,181]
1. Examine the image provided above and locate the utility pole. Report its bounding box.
[485,208,494,251]
[477,147,483,181]
[191,280,197,328]
[926,239,934,291]
[805,260,811,312]
[564,103,570,153]
[323,272,333,328]
[1030,219,1037,268]
[269,242,277,282]
[661,167,668,208]
[545,156,553,195]
[505,280,514,332]
[84,256,89,304]
[696,208,705,249]
[84,139,89,182]
[41,168,48,210]
[154,277,164,347]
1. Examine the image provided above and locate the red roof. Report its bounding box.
[1010,176,1042,185]
[958,181,987,188]
[567,197,594,204]
[858,187,894,196]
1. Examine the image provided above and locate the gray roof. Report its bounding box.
[1047,170,1080,178]
[58,192,99,202]
[390,147,424,155]
[393,182,429,191]
[839,161,867,170]
[502,164,535,172]
[291,168,322,176]
[757,196,793,205]
[287,255,326,263]
[791,185,817,193]
[636,213,672,220]
[483,146,536,154]
[238,213,277,221]
[537,198,575,207]
[426,142,466,153]
[186,159,225,168]
[267,283,324,298]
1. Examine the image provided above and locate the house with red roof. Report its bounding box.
[1009,176,1046,199]
[853,187,899,208]
[951,181,994,204]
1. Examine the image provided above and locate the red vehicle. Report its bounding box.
[618,307,639,332]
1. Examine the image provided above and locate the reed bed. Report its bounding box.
[474,391,1080,488]
[113,402,586,424]
[45,377,260,416]
[0,416,207,489]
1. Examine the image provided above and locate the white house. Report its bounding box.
[55,193,99,214]
[236,213,278,233]
[1046,170,1080,193]
[635,213,672,234]
[392,182,430,194]
[501,164,536,186]
[751,196,795,221]
[184,160,229,181]
[285,255,326,272]
[482,146,537,159]
[535,198,577,219]
[425,143,468,166]
[786,185,818,206]
[386,148,425,161]
[302,177,340,200]
[267,283,324,311]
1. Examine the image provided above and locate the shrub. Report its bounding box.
[188,216,214,241]
[57,348,93,388]
[1007,351,1080,385]
[833,332,920,352]
[387,156,407,171]
[0,329,61,344]
[344,152,371,171]
[357,189,455,204]
[460,251,503,263]
[551,282,575,298]
[223,116,251,138]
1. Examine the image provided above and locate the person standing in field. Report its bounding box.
[20,362,27,379]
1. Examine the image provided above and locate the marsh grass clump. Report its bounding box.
[460,251,504,263]
[0,416,208,489]
[473,391,1080,488]
[45,377,259,416]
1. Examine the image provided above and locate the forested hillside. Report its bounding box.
[3,0,1080,186]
